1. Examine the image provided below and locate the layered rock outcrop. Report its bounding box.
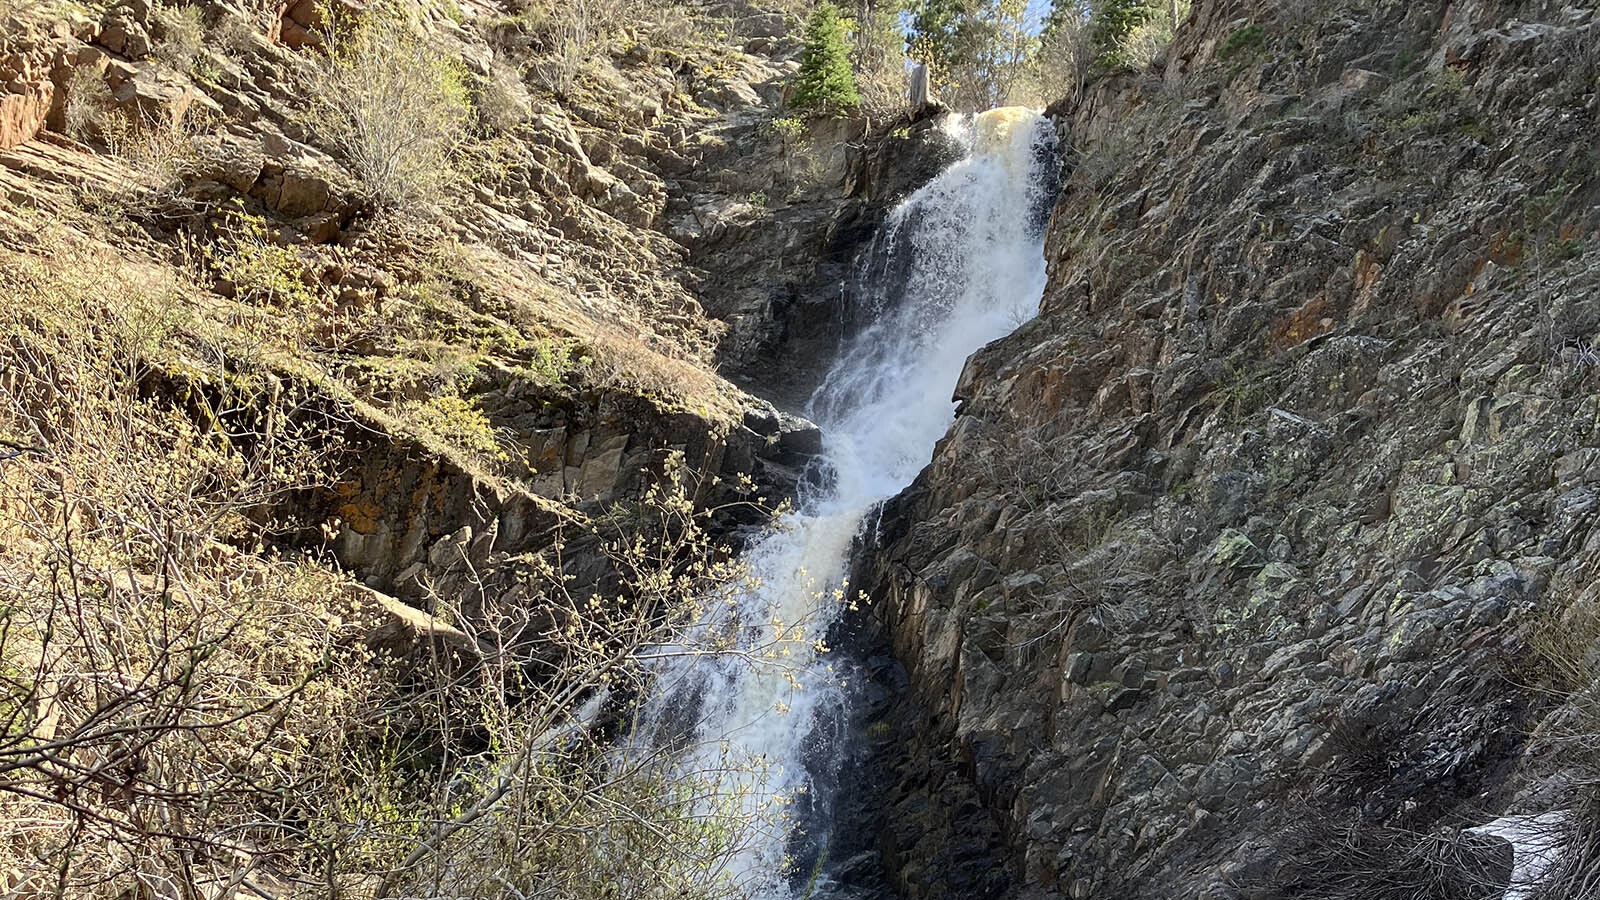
[856,1,1600,897]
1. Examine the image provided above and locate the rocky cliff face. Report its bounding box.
[856,1,1600,897]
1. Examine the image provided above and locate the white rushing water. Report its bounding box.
[634,107,1057,897]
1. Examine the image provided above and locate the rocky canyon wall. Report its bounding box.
[856,1,1600,897]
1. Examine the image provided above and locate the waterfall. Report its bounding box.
[632,107,1058,898]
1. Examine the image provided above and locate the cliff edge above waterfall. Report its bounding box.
[856,1,1600,898]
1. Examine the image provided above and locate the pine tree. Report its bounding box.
[793,1,862,115]
[1091,0,1155,70]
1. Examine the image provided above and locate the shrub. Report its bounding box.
[0,227,367,897]
[1216,22,1266,65]
[299,6,471,210]
[1271,816,1519,900]
[207,211,318,310]
[400,394,508,464]
[792,1,860,116]
[151,0,205,73]
[62,67,114,143]
[524,0,626,95]
[1015,1,1093,108]
[1123,0,1190,69]
[108,116,207,212]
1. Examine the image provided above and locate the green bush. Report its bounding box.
[1216,22,1266,64]
[403,394,508,463]
[791,1,860,116]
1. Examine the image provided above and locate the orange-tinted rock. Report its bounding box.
[274,0,364,49]
[0,83,54,150]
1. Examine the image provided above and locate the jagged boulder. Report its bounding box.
[106,61,218,126]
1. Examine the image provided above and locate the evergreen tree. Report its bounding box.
[793,1,862,115]
[1091,0,1155,70]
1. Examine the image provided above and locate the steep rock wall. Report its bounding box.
[857,1,1600,897]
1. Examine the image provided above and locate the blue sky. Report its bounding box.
[1024,0,1053,32]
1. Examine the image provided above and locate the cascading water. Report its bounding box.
[633,107,1058,897]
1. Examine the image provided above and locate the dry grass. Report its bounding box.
[1272,815,1514,900]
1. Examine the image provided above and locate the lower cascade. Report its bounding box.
[631,107,1060,897]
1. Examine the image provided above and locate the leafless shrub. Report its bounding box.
[1272,816,1514,900]
[528,0,623,95]
[151,1,205,73]
[62,67,115,143]
[643,1,698,49]
[298,6,472,210]
[365,463,786,899]
[1012,9,1093,109]
[211,6,269,55]
[111,117,203,196]
[0,222,363,896]
[1124,0,1191,70]
[852,0,908,119]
